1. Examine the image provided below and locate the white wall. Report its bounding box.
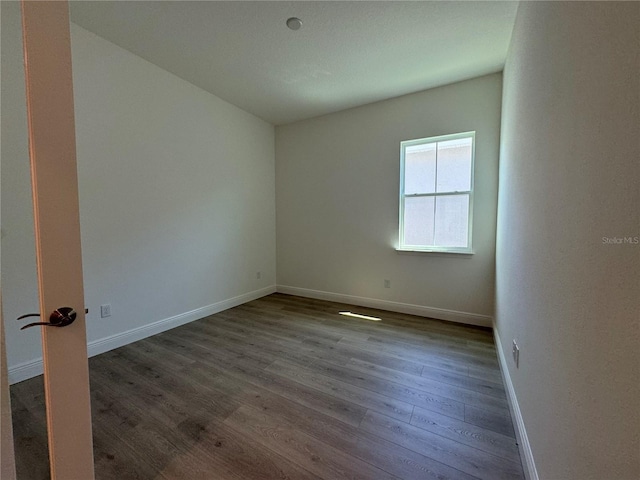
[276,74,502,324]
[1,1,41,374]
[496,2,639,479]
[1,3,276,380]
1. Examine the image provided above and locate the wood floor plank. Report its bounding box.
[8,393,50,480]
[218,306,348,344]
[10,375,47,413]
[92,430,165,480]
[347,358,510,414]
[277,354,466,420]
[238,303,373,343]
[358,328,493,360]
[152,329,368,426]
[337,337,472,374]
[410,406,521,463]
[158,422,324,480]
[465,404,516,438]
[364,335,499,371]
[134,337,198,372]
[335,342,426,376]
[91,354,237,431]
[266,359,415,422]
[185,356,369,428]
[264,294,493,344]
[360,410,524,480]
[90,362,185,427]
[152,327,275,371]
[105,346,239,421]
[11,293,523,480]
[421,364,507,399]
[179,315,354,369]
[95,418,181,480]
[207,371,479,480]
[96,386,318,480]
[91,387,141,438]
[467,364,504,384]
[224,404,400,480]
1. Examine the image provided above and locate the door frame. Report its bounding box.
[9,1,95,477]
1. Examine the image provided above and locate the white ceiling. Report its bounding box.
[70,1,518,125]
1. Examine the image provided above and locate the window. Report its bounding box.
[398,131,475,254]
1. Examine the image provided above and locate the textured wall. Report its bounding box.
[496,2,639,478]
[1,6,276,373]
[276,74,502,321]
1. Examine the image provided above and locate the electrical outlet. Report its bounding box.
[100,304,112,318]
[512,339,520,368]
[256,271,261,280]
[384,279,391,288]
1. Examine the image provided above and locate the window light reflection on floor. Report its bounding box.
[338,311,382,322]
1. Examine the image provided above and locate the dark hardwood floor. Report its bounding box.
[11,293,524,479]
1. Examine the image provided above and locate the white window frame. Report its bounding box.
[398,131,475,254]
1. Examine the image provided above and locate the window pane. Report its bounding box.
[434,194,469,247]
[404,143,436,194]
[436,137,472,193]
[403,196,435,246]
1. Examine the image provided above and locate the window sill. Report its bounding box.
[395,248,474,257]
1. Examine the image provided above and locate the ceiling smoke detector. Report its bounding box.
[286,17,302,31]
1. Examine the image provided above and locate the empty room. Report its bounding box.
[1,1,638,479]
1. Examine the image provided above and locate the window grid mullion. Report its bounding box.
[433,142,438,245]
[404,191,471,198]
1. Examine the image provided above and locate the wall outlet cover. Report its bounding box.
[100,304,112,318]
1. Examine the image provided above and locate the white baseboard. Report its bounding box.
[8,285,276,385]
[276,285,492,328]
[6,359,43,386]
[494,330,539,480]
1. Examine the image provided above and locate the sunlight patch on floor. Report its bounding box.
[338,311,382,322]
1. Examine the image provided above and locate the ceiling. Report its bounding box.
[70,1,518,125]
